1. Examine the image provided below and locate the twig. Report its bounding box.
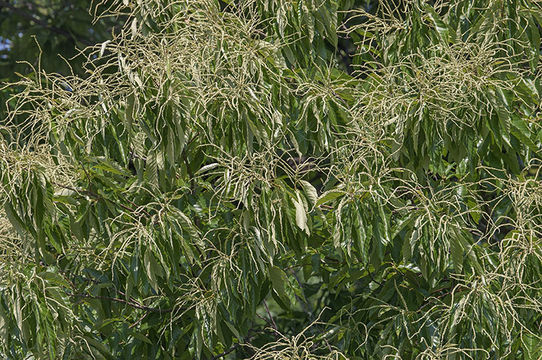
[263,300,278,331]
[210,327,269,360]
[210,343,241,360]
[72,293,173,313]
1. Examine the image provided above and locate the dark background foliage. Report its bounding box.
[0,0,120,78]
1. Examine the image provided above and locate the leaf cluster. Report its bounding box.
[0,0,541,359]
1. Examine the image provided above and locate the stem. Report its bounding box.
[72,293,173,313]
[263,300,278,331]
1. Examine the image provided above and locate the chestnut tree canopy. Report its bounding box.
[1,0,541,359]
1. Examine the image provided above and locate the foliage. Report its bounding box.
[0,0,120,130]
[1,0,541,359]
[0,0,118,78]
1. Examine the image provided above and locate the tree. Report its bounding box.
[0,0,541,359]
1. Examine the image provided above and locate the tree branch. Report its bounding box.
[72,293,173,313]
[210,343,241,360]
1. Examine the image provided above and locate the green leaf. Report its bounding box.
[269,266,290,306]
[450,231,464,273]
[195,163,219,175]
[302,1,314,43]
[38,271,71,289]
[523,332,542,360]
[294,190,309,235]
[316,189,345,207]
[300,180,318,207]
[510,116,537,151]
[144,248,164,291]
[4,202,28,236]
[424,4,454,43]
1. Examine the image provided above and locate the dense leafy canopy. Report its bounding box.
[1,0,541,359]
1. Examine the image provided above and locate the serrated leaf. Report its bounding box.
[4,203,27,236]
[144,248,163,291]
[277,5,287,39]
[302,2,314,43]
[196,163,219,175]
[38,271,71,288]
[294,191,309,235]
[424,4,454,43]
[451,232,464,273]
[269,266,289,306]
[316,189,345,207]
[300,180,318,207]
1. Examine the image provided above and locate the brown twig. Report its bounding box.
[72,293,173,313]
[210,343,241,360]
[210,327,270,360]
[263,300,278,331]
